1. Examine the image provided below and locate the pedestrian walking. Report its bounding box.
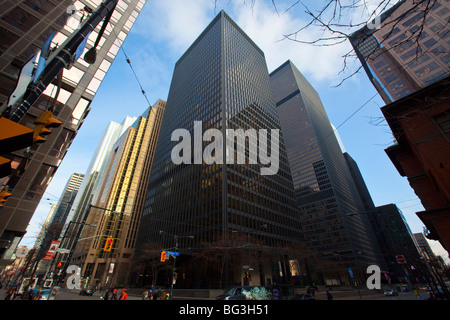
[103,288,111,300]
[119,288,127,300]
[157,288,162,300]
[326,290,333,300]
[413,289,421,300]
[306,283,319,297]
[4,287,16,300]
[111,288,118,300]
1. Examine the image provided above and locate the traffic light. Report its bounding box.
[0,117,34,153]
[103,237,114,252]
[0,188,12,207]
[160,251,166,262]
[0,157,11,179]
[33,111,62,143]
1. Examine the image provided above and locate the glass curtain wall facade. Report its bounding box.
[49,172,84,226]
[77,100,165,287]
[369,204,422,282]
[270,60,385,285]
[57,116,136,271]
[136,11,302,289]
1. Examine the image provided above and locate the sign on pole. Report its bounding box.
[15,246,29,258]
[160,251,167,262]
[166,251,180,257]
[43,240,61,260]
[347,267,354,279]
[396,255,406,264]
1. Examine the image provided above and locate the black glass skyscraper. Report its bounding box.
[136,11,302,288]
[270,60,386,284]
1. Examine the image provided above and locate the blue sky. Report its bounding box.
[20,0,448,260]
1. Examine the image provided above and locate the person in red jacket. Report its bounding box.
[119,288,127,300]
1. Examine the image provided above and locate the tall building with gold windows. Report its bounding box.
[0,0,148,267]
[74,99,165,287]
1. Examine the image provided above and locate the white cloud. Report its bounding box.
[231,0,356,83]
[134,0,216,57]
[136,0,359,84]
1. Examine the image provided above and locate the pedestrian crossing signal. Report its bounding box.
[160,251,166,262]
[103,237,114,252]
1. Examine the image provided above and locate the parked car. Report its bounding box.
[216,286,272,300]
[30,289,51,300]
[79,287,93,296]
[384,289,399,296]
[291,293,316,300]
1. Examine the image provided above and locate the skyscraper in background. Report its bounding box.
[343,152,376,212]
[270,60,386,284]
[33,172,83,274]
[0,0,148,267]
[49,172,84,227]
[33,204,57,251]
[55,115,136,272]
[368,204,422,282]
[73,100,165,287]
[136,11,302,288]
[350,0,450,104]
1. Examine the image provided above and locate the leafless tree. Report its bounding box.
[222,0,446,85]
[133,242,170,287]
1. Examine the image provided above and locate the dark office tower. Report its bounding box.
[270,60,386,285]
[343,152,375,212]
[368,204,422,283]
[350,0,450,104]
[38,172,83,261]
[49,172,84,226]
[136,11,302,288]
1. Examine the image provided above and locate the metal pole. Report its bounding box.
[170,236,178,300]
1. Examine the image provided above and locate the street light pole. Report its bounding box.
[56,204,119,286]
[159,231,193,299]
[170,235,178,299]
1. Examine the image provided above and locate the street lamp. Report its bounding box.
[159,231,194,299]
[55,204,119,286]
[231,224,267,284]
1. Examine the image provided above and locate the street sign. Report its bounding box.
[347,267,354,279]
[15,246,29,258]
[165,251,180,257]
[43,240,61,260]
[396,255,406,264]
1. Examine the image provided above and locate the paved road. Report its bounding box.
[0,287,142,300]
[1,286,440,301]
[55,288,143,300]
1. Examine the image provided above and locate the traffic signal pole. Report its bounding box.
[6,0,118,123]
